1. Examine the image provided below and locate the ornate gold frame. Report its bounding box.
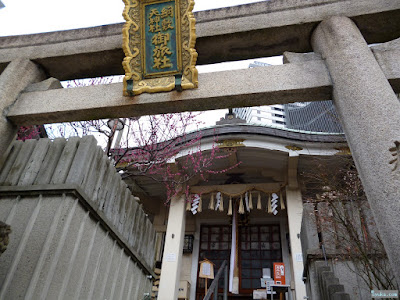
[122,0,198,96]
[217,139,246,148]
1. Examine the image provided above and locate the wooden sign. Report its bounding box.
[199,259,214,279]
[122,0,198,96]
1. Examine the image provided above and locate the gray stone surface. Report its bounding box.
[0,138,156,268]
[283,52,323,64]
[317,202,336,252]
[320,271,338,299]
[309,261,351,300]
[300,203,320,262]
[4,138,36,186]
[7,46,400,126]
[371,38,400,93]
[65,135,97,185]
[0,59,45,162]
[50,136,80,184]
[0,141,22,184]
[328,284,345,299]
[23,77,62,92]
[17,138,50,186]
[284,46,400,94]
[312,15,400,285]
[0,0,399,80]
[360,202,381,250]
[7,61,332,125]
[304,258,321,299]
[34,138,66,185]
[301,201,394,299]
[332,293,351,300]
[332,261,372,300]
[0,138,157,298]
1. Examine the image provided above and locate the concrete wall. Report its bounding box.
[300,201,395,300]
[0,136,156,299]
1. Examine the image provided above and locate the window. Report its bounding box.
[274,114,285,118]
[274,120,286,125]
[196,224,282,298]
[240,225,282,290]
[197,226,231,299]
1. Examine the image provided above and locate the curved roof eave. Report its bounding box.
[173,123,348,160]
[186,123,346,144]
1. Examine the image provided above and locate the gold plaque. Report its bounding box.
[217,139,246,148]
[122,0,198,96]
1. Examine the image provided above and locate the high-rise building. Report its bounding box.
[284,101,343,133]
[233,105,287,127]
[233,61,287,128]
[233,61,343,133]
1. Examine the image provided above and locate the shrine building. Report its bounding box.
[0,0,399,299]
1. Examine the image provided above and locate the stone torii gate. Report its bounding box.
[1,0,400,298]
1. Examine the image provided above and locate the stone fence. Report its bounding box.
[313,261,350,300]
[300,201,395,299]
[0,136,156,299]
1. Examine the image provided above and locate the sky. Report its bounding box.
[0,0,278,128]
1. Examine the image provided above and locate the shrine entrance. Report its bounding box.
[195,222,283,299]
[1,1,400,299]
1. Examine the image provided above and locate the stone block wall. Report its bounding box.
[0,136,156,299]
[312,261,350,300]
[300,201,395,299]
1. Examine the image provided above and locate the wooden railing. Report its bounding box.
[203,260,228,300]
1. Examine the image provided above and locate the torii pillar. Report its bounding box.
[312,16,400,284]
[0,59,45,158]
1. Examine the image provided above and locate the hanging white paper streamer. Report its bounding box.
[271,193,279,215]
[229,210,237,293]
[215,192,221,210]
[186,199,191,211]
[209,193,215,210]
[191,194,200,215]
[219,194,224,212]
[238,195,245,214]
[245,192,250,212]
[257,192,262,210]
[228,196,233,215]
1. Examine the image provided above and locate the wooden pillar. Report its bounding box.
[0,59,45,163]
[158,193,186,299]
[286,153,307,300]
[312,16,400,284]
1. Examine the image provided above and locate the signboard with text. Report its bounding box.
[199,259,215,279]
[122,0,198,96]
[273,262,286,285]
[144,1,179,77]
